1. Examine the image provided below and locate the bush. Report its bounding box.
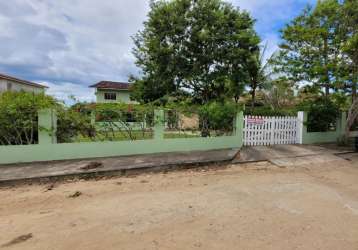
[0,91,56,145]
[244,106,296,117]
[56,108,96,143]
[198,101,238,136]
[56,103,155,142]
[297,97,340,132]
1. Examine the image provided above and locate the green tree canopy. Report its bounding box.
[339,0,358,100]
[274,0,343,96]
[131,0,260,104]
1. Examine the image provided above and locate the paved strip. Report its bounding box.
[0,149,239,183]
[234,144,353,163]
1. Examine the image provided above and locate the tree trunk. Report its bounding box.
[346,98,358,139]
[323,38,330,98]
[251,87,256,109]
[352,65,357,102]
[325,84,330,97]
[352,82,357,102]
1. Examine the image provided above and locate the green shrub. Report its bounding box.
[198,101,238,136]
[0,91,56,145]
[244,106,296,117]
[56,103,155,143]
[56,108,96,143]
[297,97,340,132]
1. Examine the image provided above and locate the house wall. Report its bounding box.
[0,79,45,93]
[0,80,6,92]
[95,89,132,103]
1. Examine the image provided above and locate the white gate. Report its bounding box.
[243,115,299,146]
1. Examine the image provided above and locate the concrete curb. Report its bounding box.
[0,149,239,187]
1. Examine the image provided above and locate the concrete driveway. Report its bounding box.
[236,144,353,163]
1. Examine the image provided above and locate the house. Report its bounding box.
[89,81,134,104]
[0,73,48,93]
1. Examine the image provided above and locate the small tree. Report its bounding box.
[262,78,295,110]
[246,43,276,108]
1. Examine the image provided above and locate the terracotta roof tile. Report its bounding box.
[89,81,131,90]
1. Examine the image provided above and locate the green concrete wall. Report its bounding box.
[0,110,243,165]
[300,111,347,144]
[95,89,131,103]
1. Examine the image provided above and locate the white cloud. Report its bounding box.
[41,81,95,104]
[0,0,149,82]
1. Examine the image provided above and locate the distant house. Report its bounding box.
[0,73,48,93]
[90,81,134,104]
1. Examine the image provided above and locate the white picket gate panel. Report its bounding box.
[243,115,299,146]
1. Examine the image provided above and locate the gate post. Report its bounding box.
[297,111,306,144]
[235,111,244,147]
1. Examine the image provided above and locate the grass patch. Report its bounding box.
[164,132,201,139]
[75,130,154,142]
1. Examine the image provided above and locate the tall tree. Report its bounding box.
[339,0,358,101]
[341,0,358,138]
[274,0,342,97]
[131,0,260,104]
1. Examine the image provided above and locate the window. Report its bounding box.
[104,92,116,100]
[6,81,12,91]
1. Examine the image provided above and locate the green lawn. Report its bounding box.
[73,129,232,142]
[164,133,200,139]
[75,130,154,142]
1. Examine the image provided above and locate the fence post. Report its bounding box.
[235,111,243,136]
[38,109,57,145]
[154,109,165,140]
[297,111,306,144]
[339,112,347,137]
[235,111,244,147]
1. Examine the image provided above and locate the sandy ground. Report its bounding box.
[1,155,358,250]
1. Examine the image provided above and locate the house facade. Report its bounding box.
[0,73,47,93]
[90,81,134,104]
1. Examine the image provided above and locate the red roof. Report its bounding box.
[0,73,48,89]
[89,81,131,90]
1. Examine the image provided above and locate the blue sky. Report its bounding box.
[0,0,316,102]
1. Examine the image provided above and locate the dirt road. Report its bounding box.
[1,154,358,250]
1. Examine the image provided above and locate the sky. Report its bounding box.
[0,0,316,103]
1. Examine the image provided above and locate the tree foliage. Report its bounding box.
[0,91,56,145]
[132,0,260,104]
[262,77,295,110]
[198,101,237,136]
[298,97,340,132]
[339,0,358,100]
[274,0,343,96]
[246,42,276,108]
